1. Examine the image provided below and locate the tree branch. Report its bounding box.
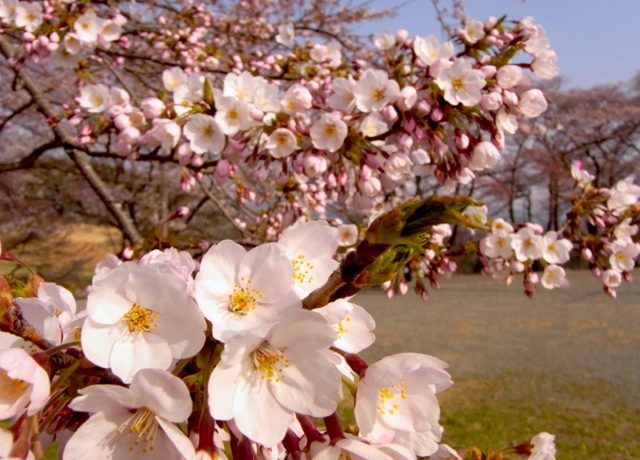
[0,36,144,247]
[0,140,60,172]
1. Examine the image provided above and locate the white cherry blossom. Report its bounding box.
[14,1,42,32]
[540,265,568,290]
[0,0,16,19]
[277,220,340,299]
[184,114,226,154]
[469,141,500,171]
[148,119,181,152]
[162,67,188,92]
[519,89,548,118]
[511,227,544,262]
[208,310,342,447]
[529,432,556,460]
[480,233,513,259]
[462,19,485,44]
[0,347,50,419]
[79,84,112,113]
[74,11,105,43]
[609,240,640,272]
[413,35,453,66]
[82,262,206,383]
[266,128,298,158]
[354,69,400,113]
[214,94,255,135]
[328,77,356,113]
[337,224,359,246]
[541,231,572,264]
[436,59,486,106]
[281,84,312,113]
[63,369,195,460]
[315,299,375,353]
[310,113,348,152]
[355,353,452,457]
[194,241,299,342]
[275,23,294,46]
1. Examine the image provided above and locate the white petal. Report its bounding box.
[130,369,192,423]
[233,371,293,447]
[110,333,173,383]
[156,416,196,458]
[70,385,136,414]
[80,319,121,368]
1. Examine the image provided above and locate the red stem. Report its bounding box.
[323,413,344,445]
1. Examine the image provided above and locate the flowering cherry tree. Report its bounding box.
[0,0,638,459]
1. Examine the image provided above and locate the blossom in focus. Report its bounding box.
[183,114,225,154]
[354,353,452,456]
[354,69,400,113]
[79,84,112,113]
[281,84,312,113]
[208,310,341,447]
[602,269,622,288]
[531,50,559,79]
[194,240,299,341]
[276,220,340,299]
[63,369,195,460]
[0,347,50,419]
[315,299,375,353]
[82,262,206,383]
[310,113,348,152]
[614,218,638,243]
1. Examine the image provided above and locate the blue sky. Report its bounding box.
[358,0,640,88]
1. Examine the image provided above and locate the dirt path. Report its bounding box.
[356,270,640,407]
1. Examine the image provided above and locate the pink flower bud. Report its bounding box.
[176,206,189,217]
[382,105,398,122]
[456,132,470,150]
[398,86,417,111]
[416,100,431,114]
[113,113,132,131]
[430,108,443,122]
[122,247,134,260]
[481,65,497,78]
[140,98,166,119]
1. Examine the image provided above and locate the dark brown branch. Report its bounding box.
[0,140,61,172]
[0,99,33,131]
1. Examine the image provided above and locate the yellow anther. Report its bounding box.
[123,304,157,333]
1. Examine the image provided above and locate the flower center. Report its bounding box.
[123,304,157,333]
[227,108,239,122]
[251,343,289,381]
[107,408,159,454]
[291,254,314,285]
[452,77,464,91]
[0,370,29,399]
[228,279,263,315]
[334,315,351,338]
[372,88,386,102]
[376,380,407,416]
[323,123,337,137]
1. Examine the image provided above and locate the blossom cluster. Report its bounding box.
[64,13,559,238]
[0,217,561,459]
